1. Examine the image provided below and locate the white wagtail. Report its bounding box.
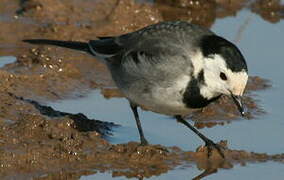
[23,21,248,158]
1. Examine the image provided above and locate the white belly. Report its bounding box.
[141,89,192,115]
[125,75,193,115]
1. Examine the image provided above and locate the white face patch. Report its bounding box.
[201,54,248,99]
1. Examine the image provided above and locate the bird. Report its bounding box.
[23,21,248,158]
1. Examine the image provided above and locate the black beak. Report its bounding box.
[231,94,245,116]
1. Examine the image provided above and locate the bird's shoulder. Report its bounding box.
[135,21,213,38]
[88,21,213,59]
[118,21,214,48]
[119,22,213,64]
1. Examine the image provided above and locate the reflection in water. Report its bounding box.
[192,168,219,180]
[251,0,284,23]
[154,0,284,27]
[82,161,284,180]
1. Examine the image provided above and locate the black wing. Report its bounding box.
[88,37,124,57]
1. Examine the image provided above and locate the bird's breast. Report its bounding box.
[123,75,195,115]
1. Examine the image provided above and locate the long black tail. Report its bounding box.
[23,39,93,55]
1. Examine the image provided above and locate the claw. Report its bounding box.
[140,138,149,146]
[205,140,225,158]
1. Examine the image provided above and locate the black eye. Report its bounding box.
[220,72,227,81]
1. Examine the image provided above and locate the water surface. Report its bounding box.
[0,56,16,68]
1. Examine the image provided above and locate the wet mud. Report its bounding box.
[0,0,283,179]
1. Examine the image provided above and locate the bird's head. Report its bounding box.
[197,35,248,116]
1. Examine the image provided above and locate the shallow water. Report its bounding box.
[47,7,284,180]
[82,162,284,180]
[0,56,16,68]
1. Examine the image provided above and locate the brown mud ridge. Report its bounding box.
[0,0,282,179]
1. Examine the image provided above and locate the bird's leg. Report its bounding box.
[130,102,149,145]
[175,115,224,158]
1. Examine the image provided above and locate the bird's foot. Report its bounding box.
[203,139,225,158]
[139,138,149,146]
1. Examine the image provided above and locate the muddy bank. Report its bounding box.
[0,0,282,179]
